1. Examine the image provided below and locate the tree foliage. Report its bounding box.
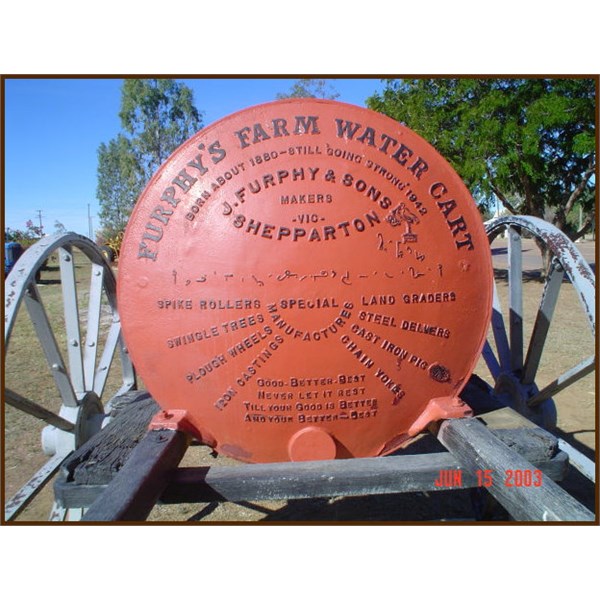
[96,79,202,239]
[5,221,44,245]
[119,79,202,184]
[367,78,596,240]
[277,79,340,100]
[97,134,140,239]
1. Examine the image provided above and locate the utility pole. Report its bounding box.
[36,209,43,234]
[88,204,93,239]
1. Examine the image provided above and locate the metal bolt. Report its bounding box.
[88,341,96,347]
[71,339,78,347]
[63,255,71,262]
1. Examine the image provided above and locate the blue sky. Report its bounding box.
[4,77,386,237]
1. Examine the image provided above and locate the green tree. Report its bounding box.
[277,78,340,100]
[5,227,33,243]
[119,78,203,184]
[367,78,596,241]
[97,134,139,239]
[5,221,44,246]
[97,78,202,237]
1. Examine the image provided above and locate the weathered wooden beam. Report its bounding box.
[81,429,190,522]
[436,417,595,522]
[159,451,568,505]
[164,453,467,503]
[55,401,571,513]
[55,449,568,510]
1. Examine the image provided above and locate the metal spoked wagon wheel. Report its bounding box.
[4,233,136,521]
[481,215,595,481]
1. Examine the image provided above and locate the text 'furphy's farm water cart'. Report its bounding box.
[3,100,596,522]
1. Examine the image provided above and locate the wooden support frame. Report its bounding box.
[53,392,594,522]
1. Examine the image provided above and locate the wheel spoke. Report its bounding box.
[481,339,501,380]
[93,319,123,397]
[24,282,78,407]
[557,439,596,483]
[507,226,523,371]
[84,262,104,390]
[490,281,511,371]
[4,452,69,521]
[59,246,85,396]
[528,355,595,407]
[5,388,75,432]
[522,260,563,384]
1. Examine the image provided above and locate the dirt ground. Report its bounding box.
[3,239,596,523]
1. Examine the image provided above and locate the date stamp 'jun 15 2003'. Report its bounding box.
[433,468,543,488]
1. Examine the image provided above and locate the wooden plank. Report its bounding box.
[55,450,568,509]
[164,453,474,503]
[81,429,190,521]
[492,428,557,464]
[437,417,595,522]
[160,451,568,505]
[479,406,558,464]
[59,391,159,486]
[55,394,583,522]
[55,399,567,512]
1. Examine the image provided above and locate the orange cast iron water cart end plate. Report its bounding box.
[117,99,493,463]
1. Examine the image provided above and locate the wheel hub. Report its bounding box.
[494,372,556,429]
[42,391,106,456]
